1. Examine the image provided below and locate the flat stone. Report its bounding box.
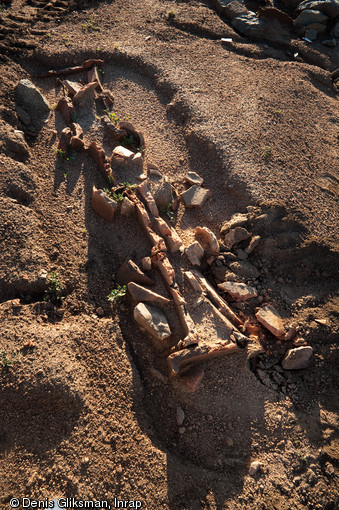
[218,281,258,301]
[195,226,220,255]
[297,0,339,18]
[121,196,135,216]
[220,213,248,234]
[215,0,248,20]
[223,227,251,249]
[256,305,285,338]
[15,79,50,132]
[282,346,314,370]
[134,302,171,346]
[232,14,266,38]
[72,81,98,104]
[293,9,328,27]
[112,146,134,162]
[149,176,173,209]
[4,129,30,160]
[91,186,118,223]
[228,260,260,279]
[185,171,203,186]
[117,258,155,287]
[180,185,210,209]
[127,282,170,306]
[185,241,204,266]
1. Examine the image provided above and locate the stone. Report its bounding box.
[185,171,203,186]
[121,196,135,216]
[195,226,220,255]
[226,436,234,447]
[72,81,98,104]
[56,97,74,125]
[282,346,313,369]
[232,14,266,38]
[249,461,262,476]
[141,257,152,272]
[256,305,285,338]
[304,28,319,40]
[91,186,118,223]
[127,282,170,306]
[245,235,261,255]
[15,79,50,132]
[134,302,171,345]
[176,406,185,426]
[87,65,103,91]
[96,306,104,316]
[4,129,29,160]
[223,227,251,249]
[293,9,328,27]
[228,260,260,279]
[111,146,134,163]
[211,265,230,282]
[220,213,248,234]
[180,185,210,209]
[218,281,258,301]
[63,80,82,96]
[215,0,248,20]
[149,177,173,209]
[297,0,339,18]
[185,241,204,266]
[117,259,155,287]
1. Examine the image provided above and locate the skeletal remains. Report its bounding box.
[52,60,294,384]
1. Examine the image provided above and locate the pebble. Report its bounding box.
[179,427,186,435]
[176,405,185,426]
[249,461,262,476]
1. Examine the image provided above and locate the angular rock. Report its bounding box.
[223,226,251,249]
[3,129,29,160]
[304,27,319,39]
[57,127,72,153]
[228,260,260,279]
[244,235,261,255]
[15,79,50,132]
[72,81,98,104]
[256,305,285,338]
[149,177,173,209]
[134,302,171,346]
[87,65,103,91]
[211,265,230,282]
[63,79,82,96]
[297,0,339,18]
[91,186,118,223]
[282,346,313,370]
[56,97,74,126]
[111,145,134,163]
[218,281,258,301]
[232,14,266,38]
[117,258,155,286]
[176,406,185,426]
[127,282,170,306]
[185,241,204,267]
[293,9,328,27]
[87,142,114,182]
[220,213,248,234]
[215,0,248,20]
[180,185,210,209]
[249,461,262,476]
[258,7,293,25]
[120,196,135,216]
[195,226,220,255]
[141,256,152,272]
[185,171,203,186]
[322,38,336,47]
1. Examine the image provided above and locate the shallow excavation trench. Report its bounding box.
[14,54,338,471]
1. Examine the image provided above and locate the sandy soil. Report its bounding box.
[0,1,338,509]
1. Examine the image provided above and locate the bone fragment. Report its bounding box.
[167,341,240,377]
[37,59,104,78]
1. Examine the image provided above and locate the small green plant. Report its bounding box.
[102,187,124,202]
[108,175,115,186]
[105,110,120,124]
[82,19,100,32]
[82,228,88,235]
[159,203,175,223]
[0,3,9,11]
[123,182,137,189]
[0,350,20,372]
[114,42,119,50]
[167,9,176,19]
[44,272,64,305]
[107,285,127,302]
[262,146,272,161]
[273,108,283,116]
[56,148,65,158]
[98,67,104,75]
[45,32,52,38]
